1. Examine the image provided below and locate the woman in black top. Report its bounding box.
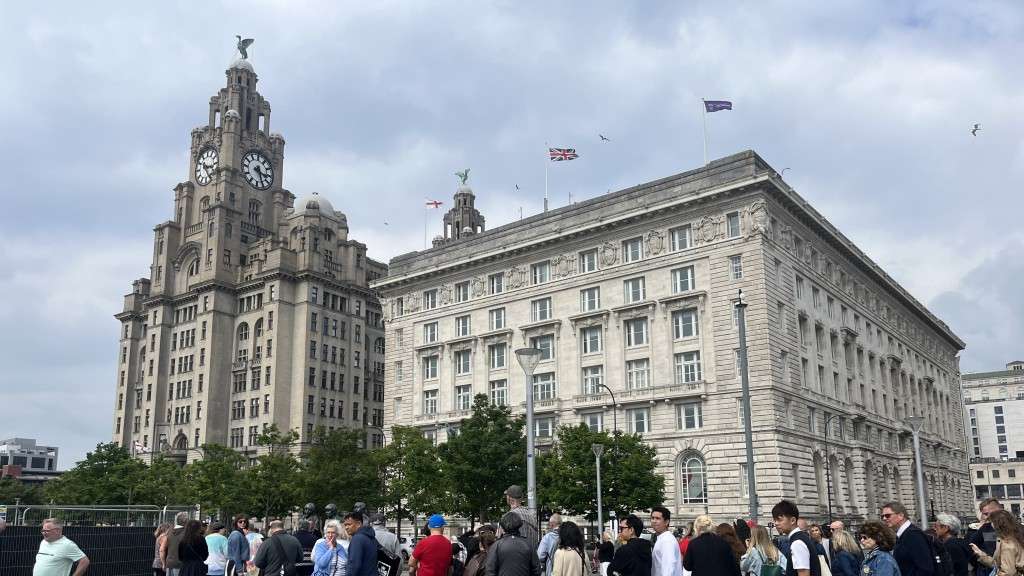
[178,519,210,576]
[597,531,615,576]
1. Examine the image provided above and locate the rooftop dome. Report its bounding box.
[292,192,336,216]
[229,58,254,72]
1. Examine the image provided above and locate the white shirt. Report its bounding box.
[896,520,911,538]
[652,531,683,576]
[34,536,86,576]
[788,528,811,571]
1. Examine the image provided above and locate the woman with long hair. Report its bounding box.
[857,521,900,576]
[552,521,587,576]
[715,523,746,565]
[313,519,351,575]
[178,519,210,576]
[970,509,1024,576]
[154,523,173,576]
[597,531,615,576]
[683,516,739,576]
[464,526,496,576]
[828,530,860,576]
[739,526,779,576]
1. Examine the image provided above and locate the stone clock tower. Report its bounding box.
[112,52,388,462]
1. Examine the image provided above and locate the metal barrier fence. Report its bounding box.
[0,525,156,576]
[5,504,198,527]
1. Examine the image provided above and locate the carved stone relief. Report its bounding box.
[779,225,793,250]
[471,276,486,297]
[645,229,666,256]
[404,293,421,313]
[438,284,453,306]
[600,242,619,266]
[506,265,528,289]
[551,253,576,279]
[697,215,720,244]
[746,200,770,239]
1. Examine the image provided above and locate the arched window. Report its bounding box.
[678,451,707,504]
[187,259,200,276]
[254,318,263,339]
[237,323,249,342]
[864,460,876,513]
[200,196,210,210]
[845,458,857,513]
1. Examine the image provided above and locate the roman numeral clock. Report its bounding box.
[241,150,274,190]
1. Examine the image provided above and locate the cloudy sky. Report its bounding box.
[1,1,1022,468]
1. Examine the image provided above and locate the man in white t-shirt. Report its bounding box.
[771,501,816,576]
[651,506,683,576]
[34,518,90,576]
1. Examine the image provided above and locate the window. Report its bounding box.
[423,322,438,344]
[455,385,472,411]
[532,261,550,284]
[455,281,470,302]
[535,417,554,438]
[679,452,707,503]
[582,365,604,394]
[490,379,508,406]
[677,402,703,429]
[579,249,598,273]
[581,327,602,354]
[625,318,648,346]
[423,390,438,415]
[795,276,804,299]
[622,237,643,262]
[489,308,506,330]
[583,412,603,432]
[489,273,504,294]
[808,406,817,433]
[455,350,471,375]
[580,287,601,312]
[675,351,702,384]
[489,343,507,369]
[729,255,743,279]
[530,334,555,361]
[670,225,692,251]
[533,373,556,400]
[672,309,699,339]
[671,266,695,293]
[726,211,740,238]
[422,356,438,380]
[626,358,650,389]
[624,277,646,303]
[423,289,437,310]
[628,408,650,433]
[455,315,471,337]
[531,298,552,322]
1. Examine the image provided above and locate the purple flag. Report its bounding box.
[704,100,733,112]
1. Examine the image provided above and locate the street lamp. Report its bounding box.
[822,414,840,521]
[592,443,604,540]
[907,415,928,527]
[597,383,618,437]
[735,289,758,521]
[516,347,543,516]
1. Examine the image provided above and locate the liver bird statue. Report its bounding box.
[236,35,254,59]
[454,169,470,185]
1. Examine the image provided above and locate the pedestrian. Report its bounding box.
[880,501,934,576]
[807,525,828,561]
[682,515,738,576]
[253,519,304,576]
[597,531,615,576]
[176,519,210,576]
[206,522,229,576]
[371,512,403,572]
[538,514,562,576]
[770,500,819,576]
[344,511,379,576]
[155,522,173,576]
[226,514,251,575]
[968,498,1002,576]
[409,514,452,576]
[827,530,859,576]
[465,527,497,576]
[715,523,746,565]
[486,511,542,576]
[294,519,318,557]
[677,523,693,561]
[500,485,540,549]
[162,512,190,576]
[33,518,90,576]
[651,507,683,576]
[312,519,349,576]
[969,509,1024,576]
[740,525,780,576]
[857,521,900,576]
[246,522,265,568]
[551,521,586,576]
[827,521,846,563]
[934,513,970,576]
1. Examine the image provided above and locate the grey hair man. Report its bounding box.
[34,518,90,576]
[372,512,403,572]
[161,511,190,576]
[253,520,304,575]
[934,512,971,576]
[537,513,562,576]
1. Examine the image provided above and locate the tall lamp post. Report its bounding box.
[516,347,543,516]
[597,383,618,437]
[907,416,928,527]
[592,443,604,540]
[735,289,759,521]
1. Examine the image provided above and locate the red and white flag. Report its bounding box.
[425,199,443,208]
[548,147,579,161]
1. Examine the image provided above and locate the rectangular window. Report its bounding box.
[624,277,646,303]
[535,417,554,438]
[671,266,695,293]
[672,309,699,339]
[795,276,804,299]
[423,289,437,310]
[533,372,557,400]
[532,261,550,284]
[675,351,703,384]
[580,287,601,312]
[625,318,648,346]
[455,384,472,411]
[622,237,644,262]
[530,334,555,361]
[676,402,703,429]
[726,211,741,238]
[422,356,438,380]
[455,315,471,337]
[729,255,743,279]
[579,249,598,273]
[489,343,507,369]
[455,350,471,375]
[455,281,470,303]
[583,412,603,432]
[489,308,506,330]
[423,322,438,344]
[531,298,552,321]
[489,379,508,406]
[489,273,504,294]
[582,365,604,395]
[581,326,602,354]
[423,389,438,415]
[670,225,692,251]
[628,407,650,433]
[626,358,650,389]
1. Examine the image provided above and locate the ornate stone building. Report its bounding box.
[112,56,387,462]
[374,151,972,522]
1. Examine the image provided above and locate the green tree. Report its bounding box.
[44,443,147,504]
[0,476,45,505]
[377,426,448,525]
[181,444,248,520]
[246,425,302,519]
[134,455,189,506]
[440,394,526,523]
[538,425,664,520]
[299,427,380,512]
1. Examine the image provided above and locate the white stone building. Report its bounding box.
[374,151,972,522]
[112,57,386,462]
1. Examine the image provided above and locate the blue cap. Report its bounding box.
[428,514,446,528]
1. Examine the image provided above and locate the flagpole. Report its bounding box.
[423,202,428,249]
[544,141,549,213]
[701,98,708,165]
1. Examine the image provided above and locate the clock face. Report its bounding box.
[242,151,274,190]
[194,147,218,186]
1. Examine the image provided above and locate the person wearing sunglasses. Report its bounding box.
[857,521,900,576]
[608,514,652,576]
[226,514,251,575]
[880,501,933,576]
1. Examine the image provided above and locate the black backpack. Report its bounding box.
[926,534,953,576]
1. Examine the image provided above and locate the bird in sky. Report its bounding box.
[971,123,981,136]
[599,134,610,141]
[515,184,520,191]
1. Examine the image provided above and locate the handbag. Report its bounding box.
[759,549,782,576]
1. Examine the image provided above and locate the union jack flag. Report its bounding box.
[548,148,579,161]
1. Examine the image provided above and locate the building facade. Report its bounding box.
[375,151,972,522]
[0,438,60,484]
[112,57,386,462]
[962,360,1024,516]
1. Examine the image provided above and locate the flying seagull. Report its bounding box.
[515,184,520,191]
[236,35,254,59]
[971,123,981,136]
[599,134,610,141]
